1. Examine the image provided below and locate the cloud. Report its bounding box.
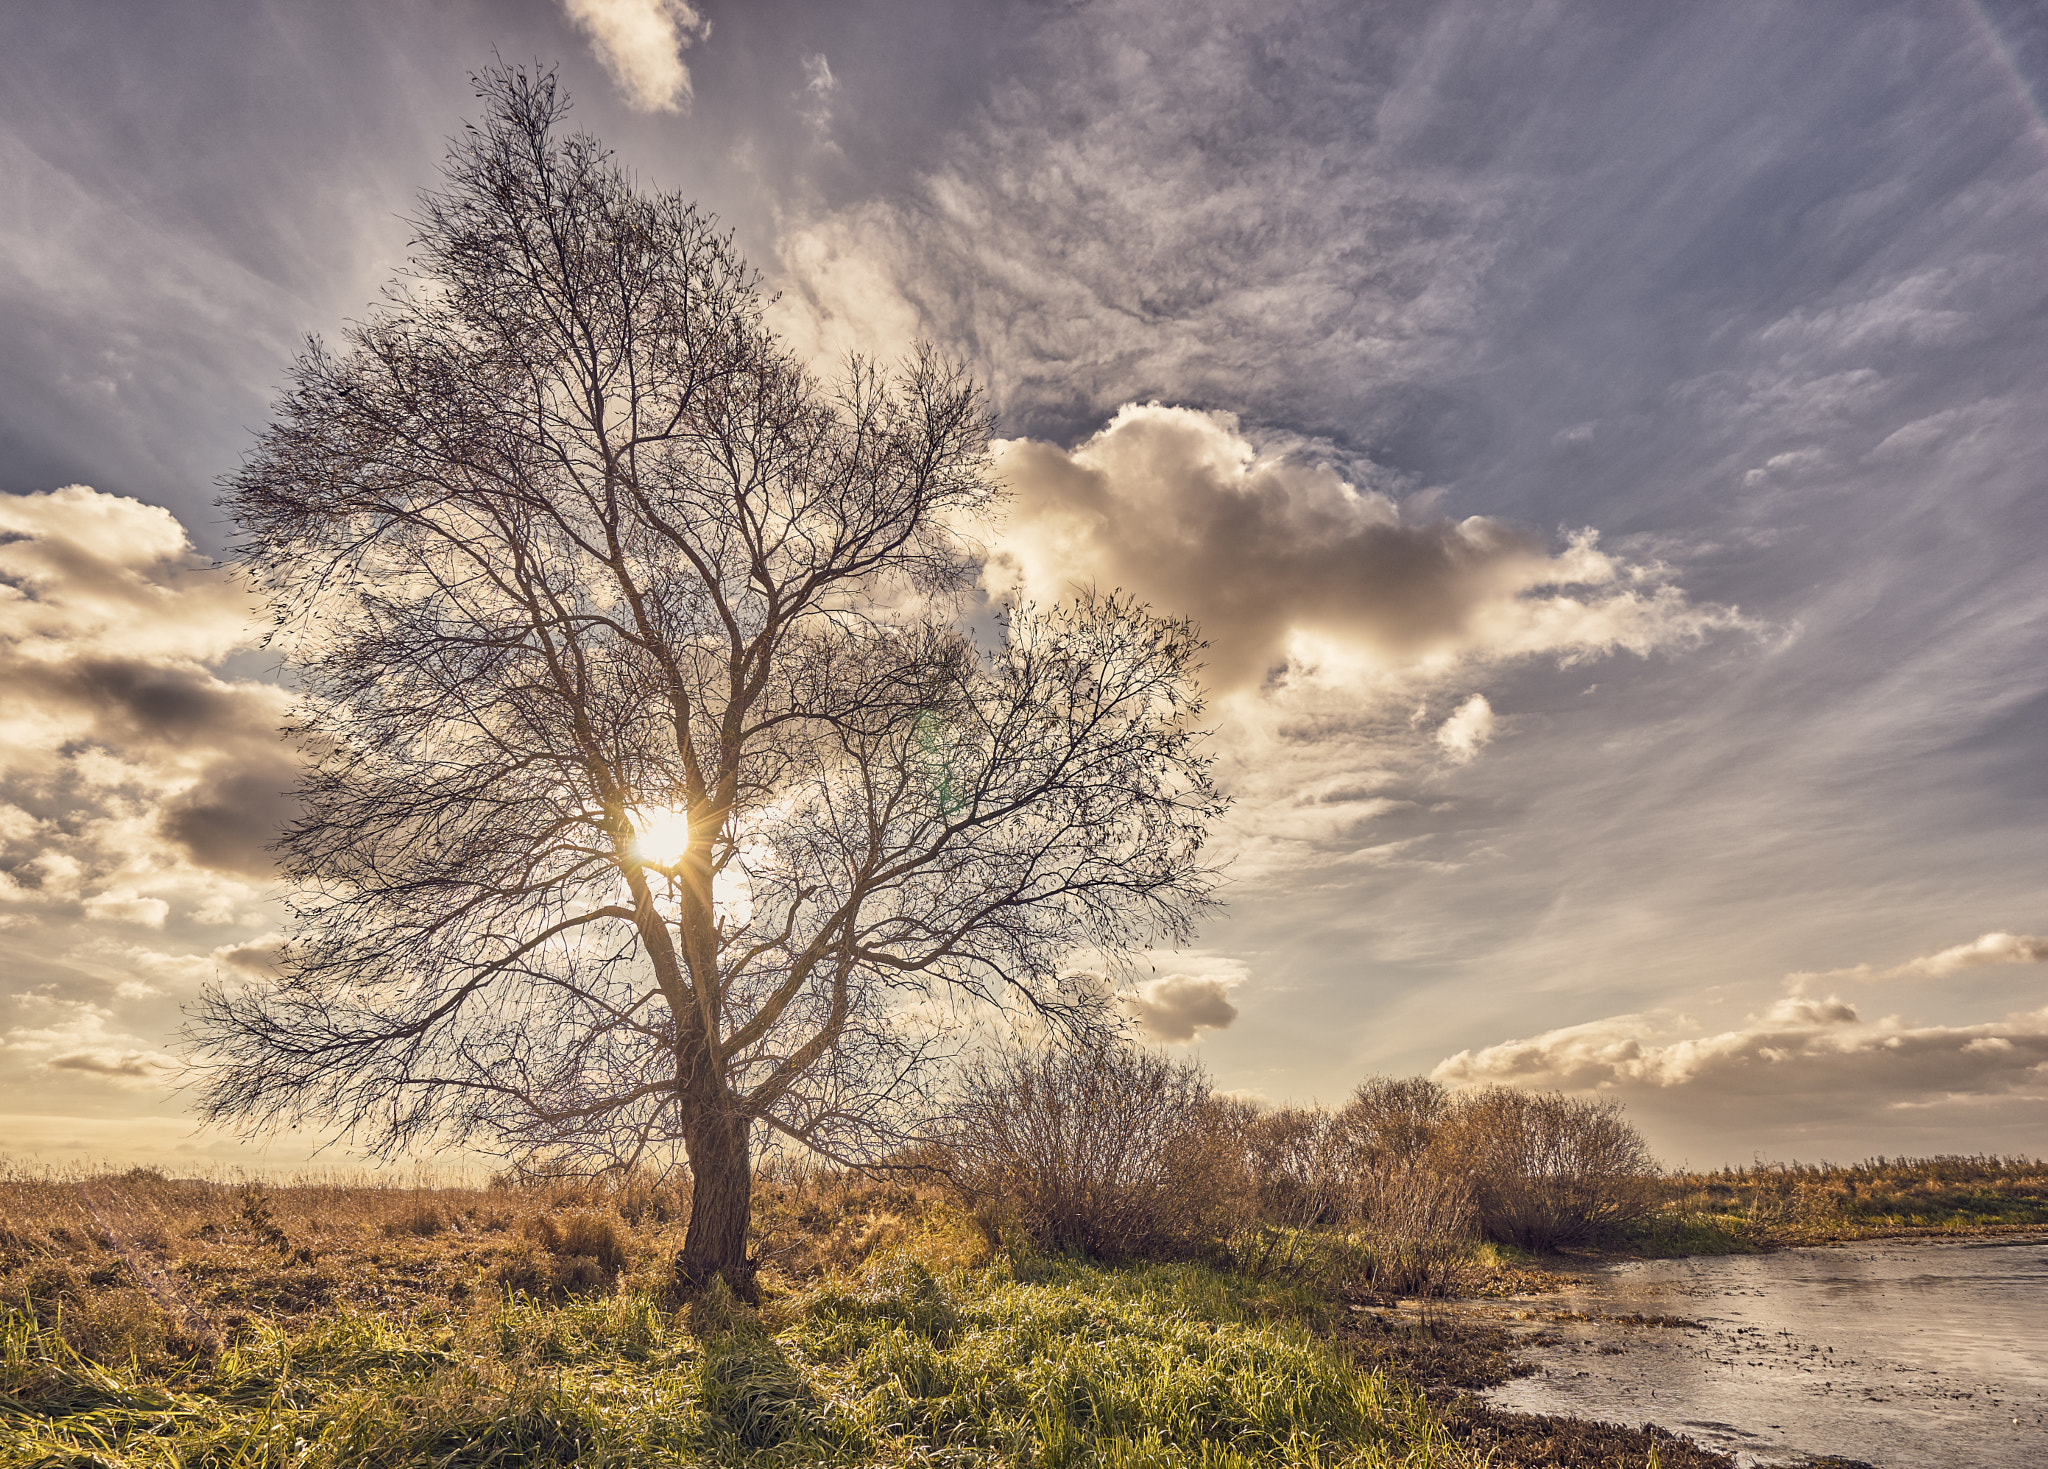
[158,762,301,878]
[799,53,837,142]
[1127,974,1240,1043]
[1436,930,2048,1113]
[4,1004,180,1091]
[80,890,170,928]
[0,486,294,925]
[1433,991,2048,1117]
[46,1048,180,1084]
[560,0,708,114]
[0,485,255,669]
[764,0,1518,440]
[1792,932,2048,986]
[1121,951,1248,1043]
[1435,694,1494,763]
[210,932,286,978]
[989,404,1744,692]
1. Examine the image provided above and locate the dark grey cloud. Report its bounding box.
[3,658,260,743]
[158,761,299,878]
[47,1048,179,1082]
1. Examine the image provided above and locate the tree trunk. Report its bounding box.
[678,1106,754,1295]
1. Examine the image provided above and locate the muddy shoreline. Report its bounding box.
[1364,1230,2048,1469]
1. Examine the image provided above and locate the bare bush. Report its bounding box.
[1357,1163,1478,1298]
[1341,1076,1452,1174]
[1436,1086,1658,1249]
[1240,1105,1354,1228]
[947,1042,1248,1259]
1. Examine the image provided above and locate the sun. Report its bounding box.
[630,806,691,867]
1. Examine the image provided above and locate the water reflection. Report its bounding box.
[1470,1234,2048,1466]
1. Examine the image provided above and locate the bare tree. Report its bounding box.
[192,67,1225,1290]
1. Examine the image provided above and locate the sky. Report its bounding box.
[2,0,2045,1171]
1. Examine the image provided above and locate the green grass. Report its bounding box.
[1,1257,1469,1468]
[1610,1214,1757,1258]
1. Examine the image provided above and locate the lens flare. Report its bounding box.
[630,806,691,866]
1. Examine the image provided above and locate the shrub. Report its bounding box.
[1341,1076,1452,1174]
[1356,1162,1478,1298]
[610,1168,690,1227]
[947,1042,1249,1260]
[541,1209,631,1275]
[1240,1105,1354,1228]
[1436,1086,1657,1249]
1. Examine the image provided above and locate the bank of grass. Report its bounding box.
[1,1261,1474,1468]
[1636,1154,2048,1250]
[0,1167,1489,1468]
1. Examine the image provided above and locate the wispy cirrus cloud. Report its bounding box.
[1791,931,2048,987]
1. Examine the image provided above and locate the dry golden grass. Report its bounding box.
[0,1159,979,1377]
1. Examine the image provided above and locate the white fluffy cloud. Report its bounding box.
[1434,994,2048,1103]
[560,0,709,114]
[1434,931,2048,1124]
[1435,694,1494,763]
[981,405,1744,884]
[1119,952,1249,1044]
[989,405,1742,693]
[0,483,253,672]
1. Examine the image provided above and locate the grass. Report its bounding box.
[0,1167,1482,1468]
[8,1152,2039,1466]
[0,1260,1463,1468]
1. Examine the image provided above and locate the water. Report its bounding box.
[1470,1234,2048,1466]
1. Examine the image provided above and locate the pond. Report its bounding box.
[1469,1233,2048,1467]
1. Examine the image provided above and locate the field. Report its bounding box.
[0,1164,1755,1469]
[3,1151,2041,1466]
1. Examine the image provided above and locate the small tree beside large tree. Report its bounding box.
[193,67,1224,1290]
